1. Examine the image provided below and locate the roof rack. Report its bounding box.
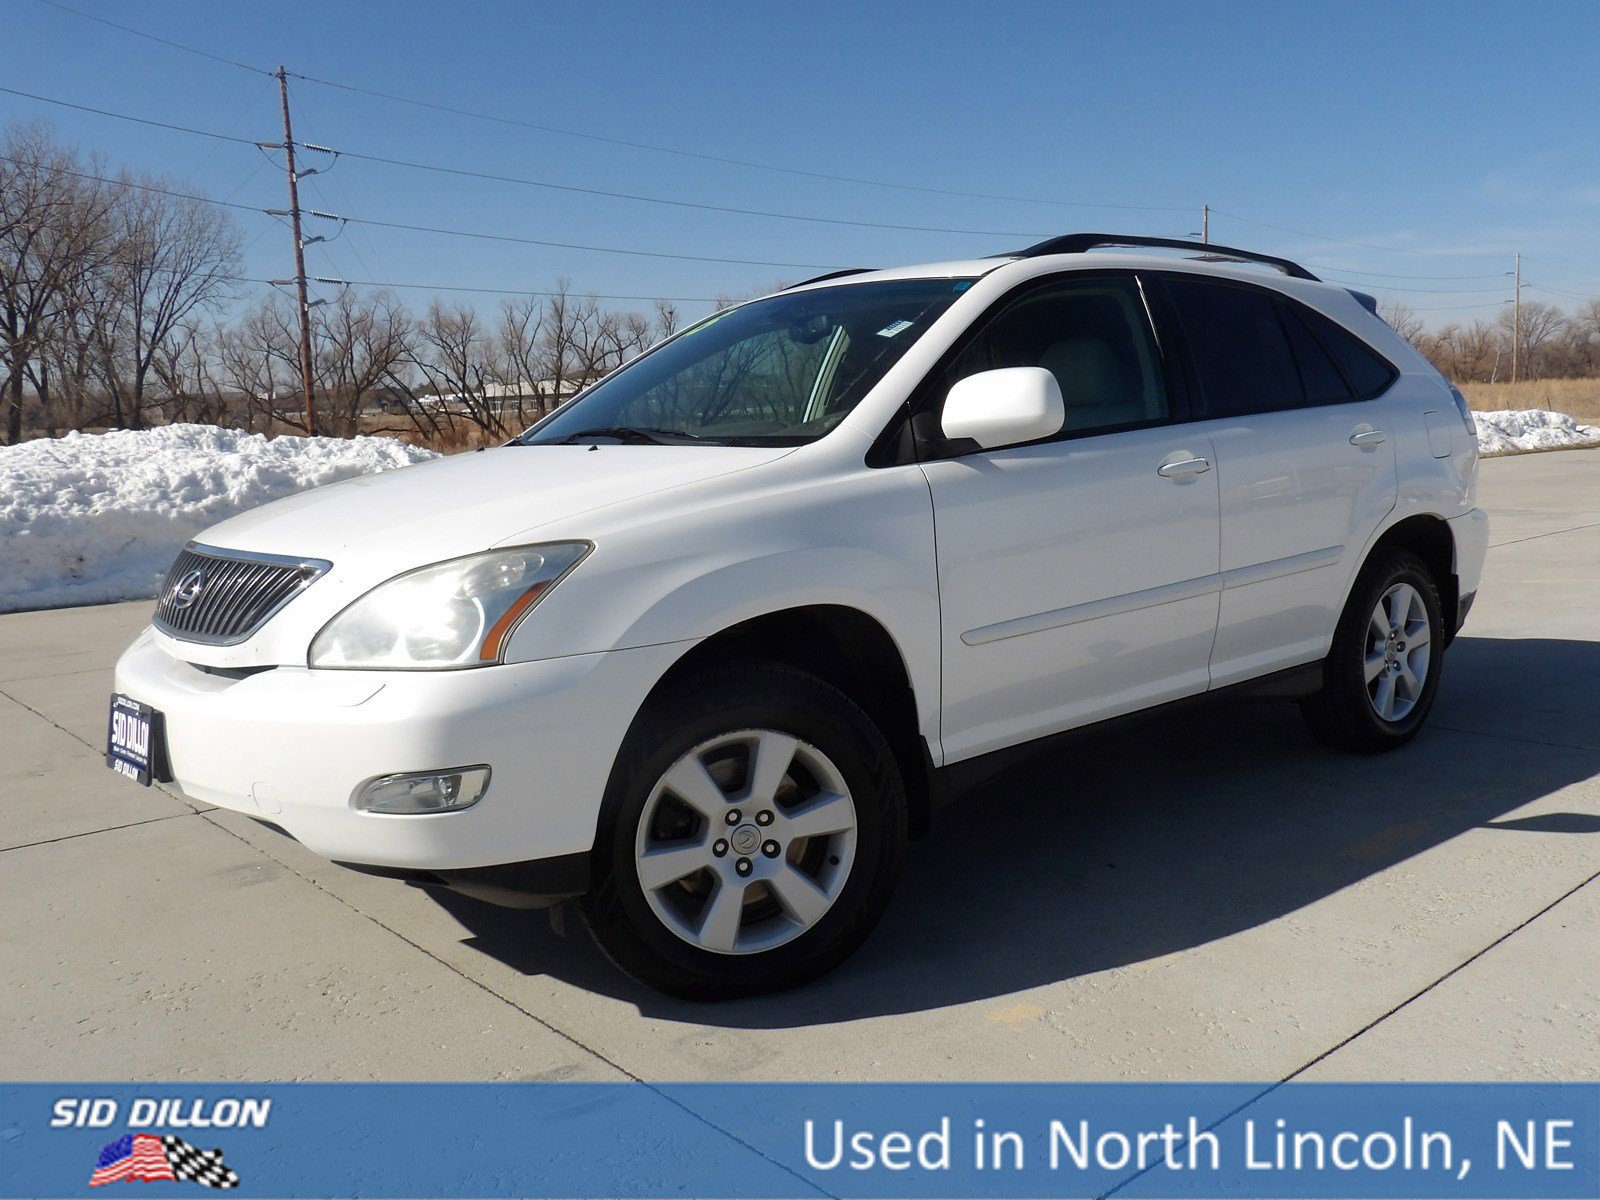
[787,268,873,289]
[1014,233,1319,281]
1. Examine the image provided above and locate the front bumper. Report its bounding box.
[113,630,689,872]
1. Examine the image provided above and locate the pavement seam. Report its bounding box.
[0,664,119,685]
[0,810,195,853]
[1489,517,1600,549]
[0,685,200,811]
[1098,866,1600,1200]
[1430,720,1600,756]
[1279,863,1600,1082]
[192,810,835,1198]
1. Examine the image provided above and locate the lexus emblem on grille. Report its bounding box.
[168,568,207,610]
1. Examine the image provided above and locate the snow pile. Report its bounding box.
[1474,409,1600,457]
[0,424,439,613]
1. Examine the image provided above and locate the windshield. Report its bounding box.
[519,277,972,445]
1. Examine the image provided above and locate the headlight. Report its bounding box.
[309,542,590,669]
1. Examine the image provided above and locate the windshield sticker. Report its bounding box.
[876,319,915,338]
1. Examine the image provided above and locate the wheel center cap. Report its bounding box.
[729,824,763,857]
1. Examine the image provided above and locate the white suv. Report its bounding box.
[111,235,1488,998]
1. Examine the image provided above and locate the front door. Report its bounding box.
[919,274,1222,763]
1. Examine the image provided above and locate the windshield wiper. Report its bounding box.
[560,426,665,445]
[559,426,713,445]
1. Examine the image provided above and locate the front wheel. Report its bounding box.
[580,663,906,999]
[1301,550,1445,753]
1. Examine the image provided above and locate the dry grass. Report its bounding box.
[1461,379,1600,423]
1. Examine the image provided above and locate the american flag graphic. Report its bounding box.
[89,1134,240,1189]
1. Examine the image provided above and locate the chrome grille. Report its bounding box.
[153,543,331,645]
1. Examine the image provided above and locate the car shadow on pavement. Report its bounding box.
[432,635,1600,1024]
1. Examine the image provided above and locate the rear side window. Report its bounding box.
[1280,306,1353,404]
[1297,306,1398,398]
[1164,277,1302,417]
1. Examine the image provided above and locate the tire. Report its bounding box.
[1301,549,1445,753]
[580,662,907,999]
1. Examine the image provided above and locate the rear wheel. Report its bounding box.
[581,663,906,999]
[1301,550,1444,753]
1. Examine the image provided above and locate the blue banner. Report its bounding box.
[1,1083,1595,1199]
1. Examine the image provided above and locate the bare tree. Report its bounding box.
[1497,301,1567,380]
[88,171,241,429]
[652,299,680,342]
[313,287,413,435]
[0,122,114,443]
[216,294,301,431]
[1379,299,1425,348]
[497,295,546,424]
[409,299,505,436]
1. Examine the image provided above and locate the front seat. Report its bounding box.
[1038,339,1145,431]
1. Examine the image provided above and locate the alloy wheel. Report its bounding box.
[632,729,858,955]
[1365,581,1432,722]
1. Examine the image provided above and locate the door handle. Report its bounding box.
[1157,456,1211,478]
[1349,429,1388,448]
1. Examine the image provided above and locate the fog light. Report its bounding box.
[354,766,491,814]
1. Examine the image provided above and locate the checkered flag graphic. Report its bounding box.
[162,1137,240,1189]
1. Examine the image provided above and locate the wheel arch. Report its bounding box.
[1353,513,1460,642]
[636,604,938,840]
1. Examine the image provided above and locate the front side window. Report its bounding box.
[1164,276,1304,417]
[521,278,970,446]
[940,276,1170,434]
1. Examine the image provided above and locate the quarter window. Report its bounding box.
[1280,305,1354,404]
[947,277,1170,434]
[1298,306,1398,398]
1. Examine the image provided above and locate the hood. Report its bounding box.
[198,443,792,574]
[158,443,791,669]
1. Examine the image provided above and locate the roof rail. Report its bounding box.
[1014,233,1319,281]
[787,268,873,289]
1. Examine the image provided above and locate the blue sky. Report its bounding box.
[7,0,1600,326]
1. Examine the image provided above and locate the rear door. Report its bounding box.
[1155,275,1399,687]
[918,273,1222,762]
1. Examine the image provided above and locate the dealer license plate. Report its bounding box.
[106,693,163,787]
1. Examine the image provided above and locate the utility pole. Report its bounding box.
[1201,203,1210,244]
[1511,251,1522,385]
[276,66,318,436]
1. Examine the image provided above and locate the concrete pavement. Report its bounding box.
[2,451,1597,1082]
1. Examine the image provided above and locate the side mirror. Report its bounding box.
[941,367,1065,450]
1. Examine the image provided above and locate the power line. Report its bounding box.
[1320,277,1510,295]
[0,153,838,270]
[32,0,274,75]
[325,145,1052,238]
[0,152,266,213]
[0,83,1050,239]
[241,276,715,304]
[288,69,1195,215]
[1302,264,1510,281]
[1210,208,1508,261]
[1406,300,1511,313]
[343,215,833,269]
[29,0,1191,215]
[0,85,259,145]
[1527,283,1596,302]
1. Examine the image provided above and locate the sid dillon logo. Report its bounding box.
[54,1097,265,1190]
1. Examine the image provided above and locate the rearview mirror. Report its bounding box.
[941,367,1065,450]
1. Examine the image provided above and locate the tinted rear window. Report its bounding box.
[1281,305,1354,404]
[1165,278,1302,417]
[1300,307,1397,397]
